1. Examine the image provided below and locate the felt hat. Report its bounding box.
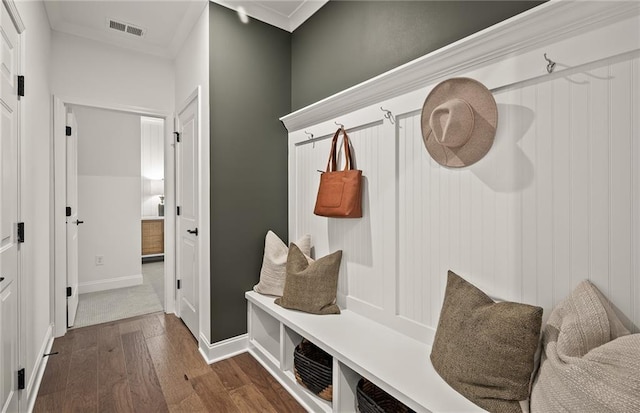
[420,77,497,167]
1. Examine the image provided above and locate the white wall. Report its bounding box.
[73,106,142,292]
[174,3,211,346]
[141,117,165,218]
[51,31,174,113]
[15,0,54,407]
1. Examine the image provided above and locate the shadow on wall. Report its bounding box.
[470,104,535,192]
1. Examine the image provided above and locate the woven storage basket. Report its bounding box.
[294,339,333,401]
[357,378,416,413]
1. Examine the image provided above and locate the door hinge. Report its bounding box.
[66,286,72,297]
[17,368,25,390]
[174,132,180,143]
[176,206,181,216]
[17,76,24,97]
[66,126,72,136]
[66,207,72,217]
[177,279,181,290]
[17,222,24,243]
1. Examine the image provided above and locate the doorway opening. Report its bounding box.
[68,106,166,328]
[53,97,175,336]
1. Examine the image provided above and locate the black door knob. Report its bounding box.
[187,228,198,236]
[74,220,84,225]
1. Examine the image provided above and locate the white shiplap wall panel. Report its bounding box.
[589,66,612,299]
[551,76,573,310]
[393,55,640,333]
[609,59,634,326]
[294,122,391,309]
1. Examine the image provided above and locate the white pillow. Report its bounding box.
[253,231,311,296]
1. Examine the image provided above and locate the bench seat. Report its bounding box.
[246,291,485,413]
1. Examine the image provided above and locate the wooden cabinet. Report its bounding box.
[141,219,164,256]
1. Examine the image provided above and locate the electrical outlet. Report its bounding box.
[95,255,104,266]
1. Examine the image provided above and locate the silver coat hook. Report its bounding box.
[380,107,395,124]
[335,121,345,129]
[544,53,556,74]
[304,130,315,148]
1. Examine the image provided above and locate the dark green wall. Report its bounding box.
[209,3,291,342]
[291,1,544,110]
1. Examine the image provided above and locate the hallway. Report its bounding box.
[34,313,305,412]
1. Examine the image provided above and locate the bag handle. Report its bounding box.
[324,127,353,172]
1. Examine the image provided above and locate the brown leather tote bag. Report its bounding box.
[313,127,363,218]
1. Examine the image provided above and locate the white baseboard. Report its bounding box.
[26,324,54,413]
[78,274,143,294]
[198,333,248,364]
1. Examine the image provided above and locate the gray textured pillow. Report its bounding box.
[430,271,543,413]
[530,281,639,412]
[274,244,342,315]
[253,231,311,297]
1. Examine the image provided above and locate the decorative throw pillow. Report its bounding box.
[253,231,311,297]
[530,280,640,412]
[275,244,342,315]
[430,271,543,413]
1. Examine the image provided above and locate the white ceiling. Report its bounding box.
[43,0,328,59]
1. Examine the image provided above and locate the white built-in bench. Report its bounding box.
[246,291,484,413]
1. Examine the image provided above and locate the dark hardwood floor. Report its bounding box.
[34,312,305,413]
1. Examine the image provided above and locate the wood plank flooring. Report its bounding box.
[34,312,306,413]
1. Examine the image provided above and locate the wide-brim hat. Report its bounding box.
[420,77,497,168]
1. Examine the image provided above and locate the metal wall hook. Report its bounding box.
[304,130,315,148]
[544,53,556,74]
[334,121,345,129]
[380,107,395,124]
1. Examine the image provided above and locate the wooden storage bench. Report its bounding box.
[246,291,484,413]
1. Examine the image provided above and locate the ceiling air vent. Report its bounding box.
[126,25,144,37]
[109,20,126,32]
[107,18,145,38]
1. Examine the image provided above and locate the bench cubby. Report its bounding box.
[246,291,484,413]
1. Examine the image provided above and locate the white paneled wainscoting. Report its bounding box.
[248,2,640,412]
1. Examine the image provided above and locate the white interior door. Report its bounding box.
[176,97,199,339]
[0,3,20,412]
[66,111,79,327]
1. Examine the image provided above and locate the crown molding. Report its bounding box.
[280,0,640,132]
[211,0,327,32]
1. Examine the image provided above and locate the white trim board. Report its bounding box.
[281,0,640,132]
[198,333,248,364]
[77,274,143,294]
[26,325,54,413]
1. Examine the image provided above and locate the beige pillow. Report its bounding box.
[530,280,640,412]
[430,271,543,413]
[275,244,342,315]
[253,231,311,297]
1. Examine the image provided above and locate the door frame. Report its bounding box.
[52,96,176,337]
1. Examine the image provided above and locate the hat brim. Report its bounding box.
[420,78,498,168]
